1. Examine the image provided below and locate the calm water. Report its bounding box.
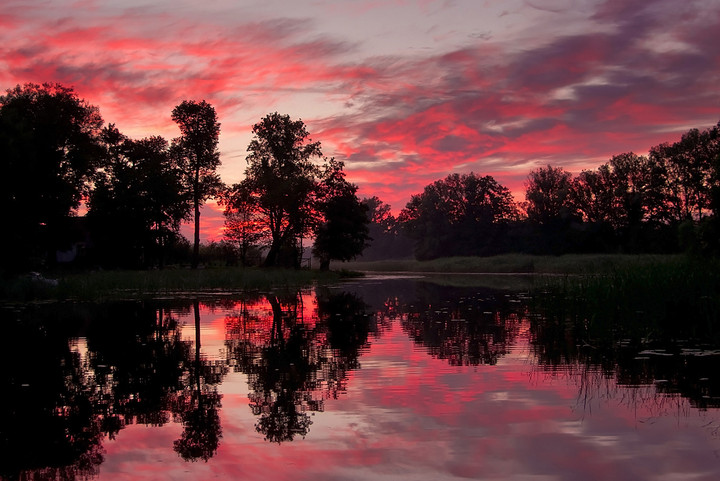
[2,276,720,480]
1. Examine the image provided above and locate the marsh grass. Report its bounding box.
[340,253,680,275]
[536,256,720,344]
[2,267,341,301]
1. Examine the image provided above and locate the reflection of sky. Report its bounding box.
[4,0,720,240]
[96,301,720,480]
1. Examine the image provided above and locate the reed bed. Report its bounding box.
[2,267,341,301]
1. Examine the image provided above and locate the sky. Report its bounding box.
[2,0,720,241]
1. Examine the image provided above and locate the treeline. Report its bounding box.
[3,82,718,273]
[362,121,720,260]
[1,83,369,274]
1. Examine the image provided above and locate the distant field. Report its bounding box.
[336,253,685,275]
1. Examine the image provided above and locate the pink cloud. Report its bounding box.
[3,0,719,231]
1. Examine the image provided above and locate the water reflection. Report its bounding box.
[1,278,719,480]
[224,289,373,443]
[531,291,720,411]
[399,284,525,366]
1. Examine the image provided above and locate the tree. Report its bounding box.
[172,100,221,269]
[0,83,103,272]
[359,196,413,260]
[312,159,370,270]
[88,126,190,268]
[570,165,617,226]
[218,184,265,266]
[649,122,720,222]
[571,153,668,232]
[524,165,576,224]
[399,173,518,259]
[241,113,324,267]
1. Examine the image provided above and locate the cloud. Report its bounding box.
[3,0,719,231]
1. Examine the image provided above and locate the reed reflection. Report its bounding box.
[531,290,720,410]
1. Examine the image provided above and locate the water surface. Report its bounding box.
[2,277,719,480]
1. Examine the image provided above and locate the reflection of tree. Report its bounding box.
[0,299,230,480]
[85,302,193,435]
[89,300,226,461]
[0,306,104,480]
[225,289,373,443]
[173,389,223,461]
[172,300,225,461]
[399,284,523,366]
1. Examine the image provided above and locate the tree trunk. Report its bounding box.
[192,167,200,269]
[193,299,202,393]
[263,240,280,267]
[319,257,330,271]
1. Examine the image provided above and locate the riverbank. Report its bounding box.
[1,267,343,301]
[336,253,685,275]
[3,253,710,302]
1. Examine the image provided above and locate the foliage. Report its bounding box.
[399,172,518,259]
[359,196,413,260]
[0,83,103,271]
[235,113,325,267]
[172,100,222,269]
[524,165,576,224]
[312,160,370,270]
[88,126,190,268]
[650,122,720,222]
[218,185,265,266]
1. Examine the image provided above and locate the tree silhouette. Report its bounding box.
[524,165,576,225]
[218,183,266,266]
[240,113,324,267]
[399,173,518,259]
[649,122,720,222]
[312,159,370,270]
[88,126,190,268]
[359,196,413,260]
[172,100,221,269]
[0,83,103,272]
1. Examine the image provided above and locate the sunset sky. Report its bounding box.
[3,0,719,240]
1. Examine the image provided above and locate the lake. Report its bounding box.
[2,275,720,480]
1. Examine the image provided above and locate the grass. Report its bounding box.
[534,255,720,344]
[1,266,343,301]
[338,253,683,275]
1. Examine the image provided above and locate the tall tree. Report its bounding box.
[571,153,667,228]
[218,184,266,266]
[524,165,576,224]
[570,165,617,226]
[0,83,103,272]
[88,126,190,268]
[649,122,720,222]
[241,113,324,267]
[399,173,518,259]
[312,159,370,270]
[172,100,221,269]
